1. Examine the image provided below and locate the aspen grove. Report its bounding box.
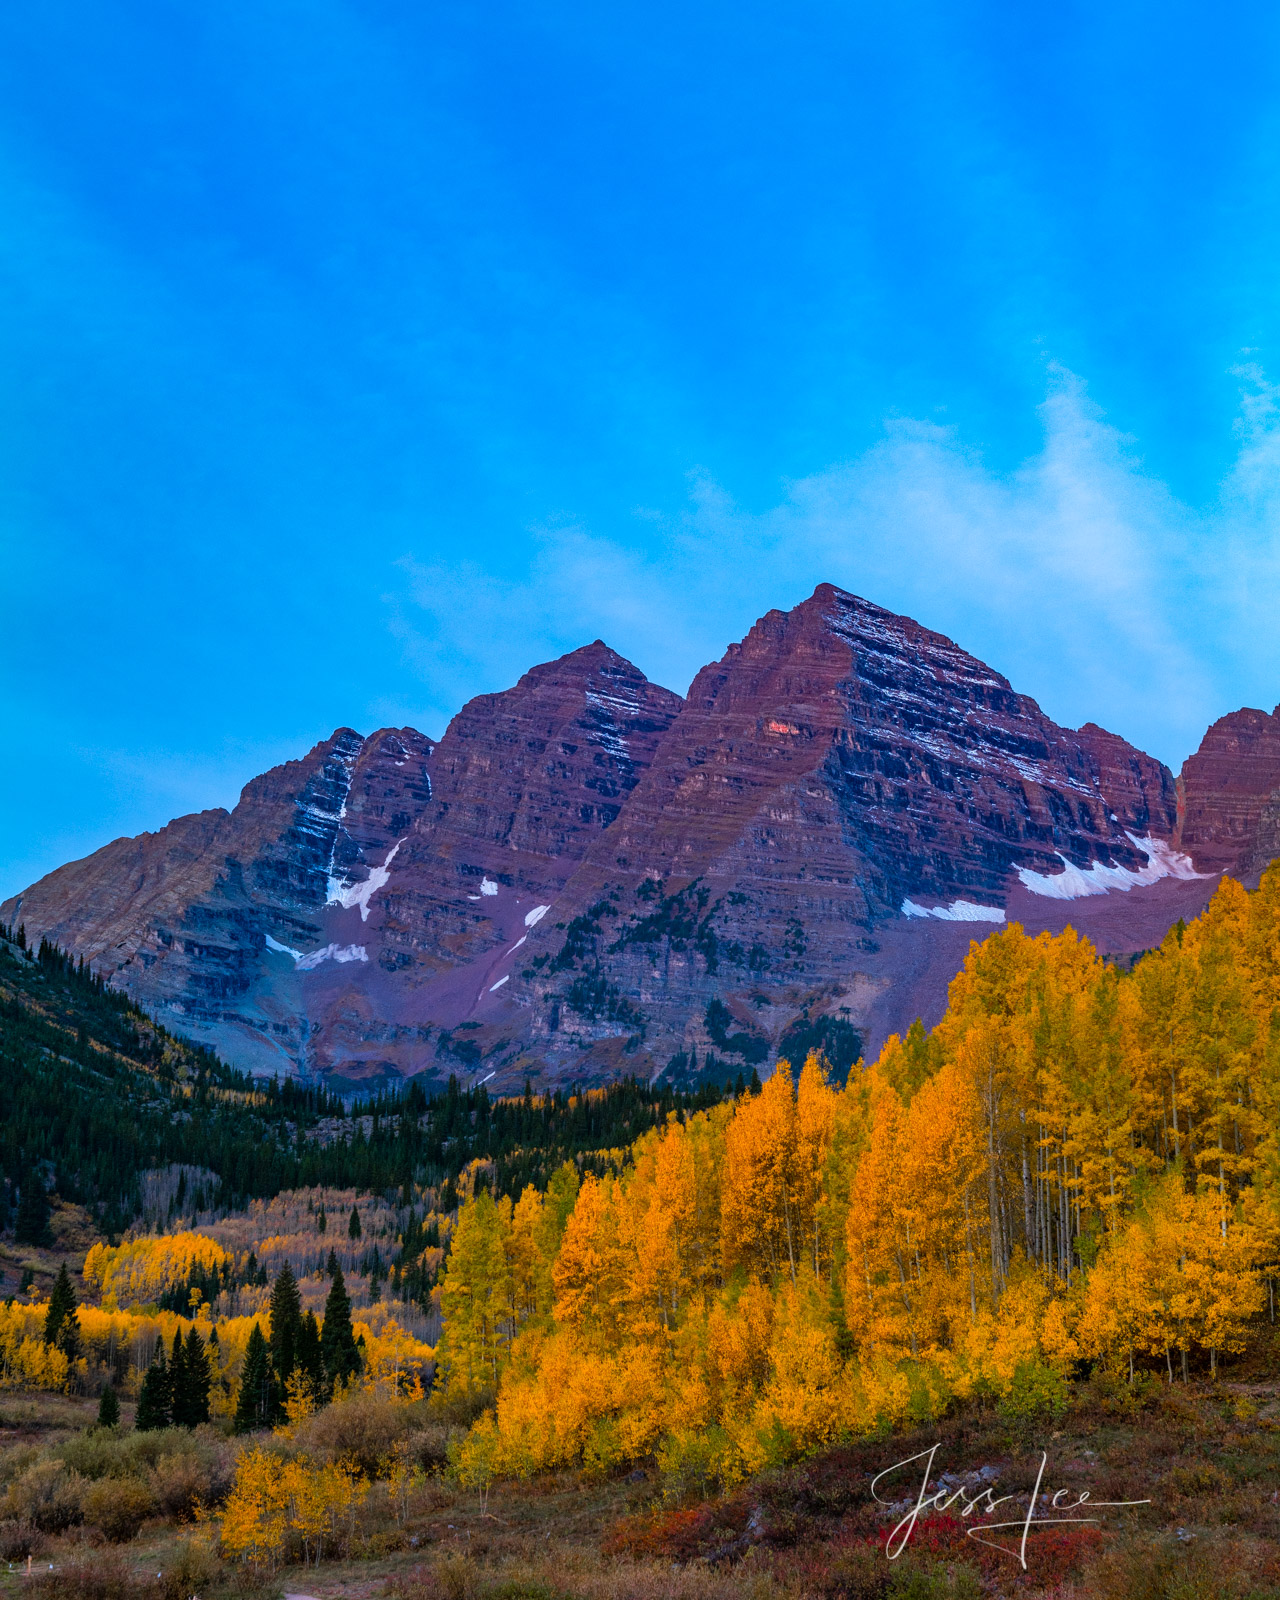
[441,867,1280,1490]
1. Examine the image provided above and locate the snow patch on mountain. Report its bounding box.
[327,839,405,921]
[264,932,367,970]
[295,943,368,971]
[1018,834,1209,900]
[902,898,1007,923]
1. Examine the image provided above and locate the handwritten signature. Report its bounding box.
[871,1443,1151,1569]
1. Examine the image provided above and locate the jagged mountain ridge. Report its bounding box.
[4,586,1270,1088]
[502,585,1193,1076]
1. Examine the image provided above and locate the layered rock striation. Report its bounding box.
[504,586,1183,1076]
[2,646,682,1080]
[1177,706,1280,881]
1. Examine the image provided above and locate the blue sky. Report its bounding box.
[4,1,1280,898]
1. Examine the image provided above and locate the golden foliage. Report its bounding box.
[432,868,1280,1484]
[83,1231,230,1307]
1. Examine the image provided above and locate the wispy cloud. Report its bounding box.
[393,368,1280,768]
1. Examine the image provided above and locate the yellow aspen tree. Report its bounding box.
[795,1052,839,1279]
[721,1062,801,1282]
[551,1174,628,1347]
[507,1185,550,1326]
[705,1277,775,1422]
[844,1083,916,1354]
[437,1190,514,1393]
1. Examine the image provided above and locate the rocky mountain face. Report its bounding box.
[3,727,436,1065]
[375,643,684,977]
[3,644,681,1080]
[5,585,1271,1091]
[501,586,1190,1080]
[1176,706,1280,881]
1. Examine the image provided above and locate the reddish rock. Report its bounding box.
[378,641,684,977]
[1176,706,1280,879]
[1,729,435,1050]
[506,585,1181,1077]
[12,586,1271,1091]
[0,646,682,1081]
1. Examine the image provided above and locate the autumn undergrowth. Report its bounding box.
[5,1375,1280,1600]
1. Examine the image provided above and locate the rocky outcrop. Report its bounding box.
[1176,706,1280,880]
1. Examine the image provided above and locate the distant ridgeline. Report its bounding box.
[0,923,732,1236]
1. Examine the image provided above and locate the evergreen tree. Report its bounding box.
[348,1205,362,1240]
[175,1326,212,1426]
[14,1171,51,1247]
[320,1263,362,1396]
[268,1263,303,1389]
[97,1383,120,1429]
[234,1323,273,1433]
[169,1328,188,1423]
[136,1344,172,1430]
[44,1262,81,1362]
[317,1205,327,1234]
[296,1310,324,1399]
[326,1247,340,1277]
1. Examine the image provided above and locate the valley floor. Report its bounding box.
[4,1376,1280,1600]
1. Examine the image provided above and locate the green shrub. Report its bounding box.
[287,1393,416,1479]
[996,1360,1068,1429]
[656,1426,735,1500]
[29,1551,136,1600]
[154,1539,221,1600]
[84,1475,158,1542]
[887,1565,982,1599]
[149,1451,211,1520]
[57,1426,193,1481]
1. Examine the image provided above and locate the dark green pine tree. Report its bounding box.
[296,1310,324,1399]
[268,1263,303,1393]
[320,1263,362,1397]
[317,1205,327,1234]
[136,1343,172,1431]
[326,1247,340,1277]
[14,1171,51,1247]
[168,1330,188,1422]
[348,1206,362,1240]
[44,1263,81,1361]
[174,1326,211,1426]
[234,1323,273,1433]
[96,1383,120,1429]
